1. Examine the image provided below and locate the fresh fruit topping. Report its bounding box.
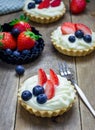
[34,0,42,4]
[11,28,20,37]
[75,30,84,38]
[83,35,92,43]
[33,85,44,96]
[51,0,61,7]
[15,65,25,75]
[37,94,47,104]
[5,48,12,55]
[28,2,35,9]
[68,35,76,43]
[50,69,59,86]
[70,0,86,14]
[38,68,47,86]
[21,90,32,101]
[22,49,30,55]
[13,50,20,57]
[0,32,16,49]
[61,22,76,35]
[38,0,50,9]
[75,23,92,35]
[45,80,55,99]
[17,31,41,51]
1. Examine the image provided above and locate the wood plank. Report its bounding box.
[72,1,95,129]
[15,1,81,130]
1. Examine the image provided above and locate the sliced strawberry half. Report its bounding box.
[50,69,59,86]
[38,0,50,9]
[38,68,47,86]
[61,22,76,35]
[75,23,92,35]
[45,80,55,100]
[51,0,61,7]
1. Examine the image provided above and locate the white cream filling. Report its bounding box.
[24,0,65,17]
[51,26,95,50]
[19,75,76,111]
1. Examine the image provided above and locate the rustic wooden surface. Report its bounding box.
[0,0,95,130]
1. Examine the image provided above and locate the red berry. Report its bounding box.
[38,0,50,9]
[51,0,61,7]
[50,69,59,86]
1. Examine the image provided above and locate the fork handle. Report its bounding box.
[74,82,95,118]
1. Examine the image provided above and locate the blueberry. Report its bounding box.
[68,35,76,43]
[21,90,32,101]
[15,65,25,75]
[11,28,20,37]
[6,48,12,55]
[83,35,92,43]
[33,0,42,4]
[22,50,30,55]
[28,2,35,9]
[33,85,44,96]
[37,94,47,104]
[75,30,84,38]
[13,50,20,57]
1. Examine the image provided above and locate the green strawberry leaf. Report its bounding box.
[0,25,3,32]
[86,0,90,2]
[0,42,3,47]
[25,31,41,40]
[0,34,3,40]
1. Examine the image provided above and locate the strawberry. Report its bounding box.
[75,23,92,35]
[50,69,59,86]
[61,22,76,34]
[51,0,61,7]
[70,0,86,14]
[38,68,47,86]
[38,0,50,9]
[0,32,16,49]
[17,30,41,51]
[45,80,55,99]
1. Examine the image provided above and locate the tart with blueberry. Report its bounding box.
[0,15,44,64]
[51,22,95,56]
[23,0,66,24]
[18,68,76,117]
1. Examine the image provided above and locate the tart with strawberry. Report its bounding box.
[0,15,44,64]
[23,0,66,24]
[18,68,76,117]
[51,22,95,56]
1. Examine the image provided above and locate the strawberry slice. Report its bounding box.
[75,23,92,35]
[38,68,47,86]
[61,22,76,35]
[50,69,59,86]
[51,0,61,7]
[45,80,55,99]
[38,0,50,9]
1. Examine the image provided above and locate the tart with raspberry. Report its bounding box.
[23,0,66,24]
[0,15,44,64]
[18,68,76,117]
[51,22,95,56]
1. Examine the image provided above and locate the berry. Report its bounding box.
[70,0,86,14]
[83,35,92,43]
[75,23,92,35]
[75,30,84,38]
[34,0,42,4]
[61,22,76,35]
[11,28,20,37]
[22,49,30,55]
[13,50,20,57]
[68,35,76,42]
[45,80,55,100]
[51,0,61,7]
[28,2,35,9]
[37,94,47,104]
[15,65,25,75]
[50,69,59,86]
[33,85,44,96]
[21,90,32,101]
[6,48,12,55]
[38,68,47,86]
[38,0,50,9]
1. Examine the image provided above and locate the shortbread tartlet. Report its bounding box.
[51,22,95,56]
[23,0,66,24]
[18,68,76,117]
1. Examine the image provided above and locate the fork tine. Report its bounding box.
[63,62,71,75]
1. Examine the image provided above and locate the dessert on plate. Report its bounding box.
[0,15,44,64]
[23,0,66,24]
[18,68,76,117]
[51,22,95,56]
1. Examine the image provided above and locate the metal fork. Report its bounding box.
[58,62,95,118]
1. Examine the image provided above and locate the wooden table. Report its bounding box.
[0,1,95,130]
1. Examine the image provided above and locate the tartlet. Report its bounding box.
[18,69,76,117]
[51,22,95,56]
[23,0,66,24]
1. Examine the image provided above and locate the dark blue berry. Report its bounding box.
[6,48,12,55]
[75,30,84,38]
[34,0,42,4]
[37,94,47,104]
[21,90,32,101]
[28,2,35,9]
[83,35,92,43]
[22,50,30,55]
[13,51,20,57]
[33,85,44,96]
[68,35,76,43]
[15,65,25,75]
[11,28,20,37]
